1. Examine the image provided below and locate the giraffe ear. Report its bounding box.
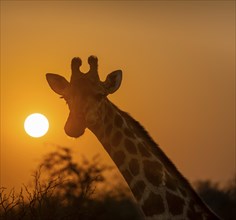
[103,70,122,95]
[46,73,69,95]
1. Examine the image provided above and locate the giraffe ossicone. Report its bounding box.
[46,56,221,220]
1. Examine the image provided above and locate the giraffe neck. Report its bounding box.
[89,99,219,220]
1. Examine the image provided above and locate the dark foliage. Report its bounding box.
[0,146,142,220]
[195,178,236,220]
[1,146,235,220]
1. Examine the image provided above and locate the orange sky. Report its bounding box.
[1,1,235,191]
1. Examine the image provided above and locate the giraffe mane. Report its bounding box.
[111,102,214,216]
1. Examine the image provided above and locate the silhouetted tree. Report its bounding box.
[2,145,234,220]
[195,177,236,220]
[0,145,142,220]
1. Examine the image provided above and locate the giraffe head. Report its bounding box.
[46,56,122,137]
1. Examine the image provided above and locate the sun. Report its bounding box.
[24,113,49,138]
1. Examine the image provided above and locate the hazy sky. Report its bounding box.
[1,1,235,191]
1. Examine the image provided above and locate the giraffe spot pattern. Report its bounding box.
[104,113,110,124]
[105,123,113,137]
[129,159,139,176]
[142,192,165,216]
[165,171,177,191]
[124,128,135,138]
[179,187,187,198]
[90,121,100,131]
[166,191,185,215]
[104,105,114,123]
[111,131,122,147]
[143,160,163,187]
[113,151,125,167]
[187,200,203,220]
[138,143,151,158]
[122,169,133,185]
[106,104,114,117]
[114,114,123,128]
[132,180,145,201]
[124,138,138,154]
[103,142,111,153]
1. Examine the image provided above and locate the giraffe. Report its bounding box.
[46,56,220,220]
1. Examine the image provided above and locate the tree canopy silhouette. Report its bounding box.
[0,146,142,220]
[194,178,236,220]
[0,146,235,220]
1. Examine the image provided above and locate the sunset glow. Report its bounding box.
[1,1,234,195]
[24,113,49,138]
